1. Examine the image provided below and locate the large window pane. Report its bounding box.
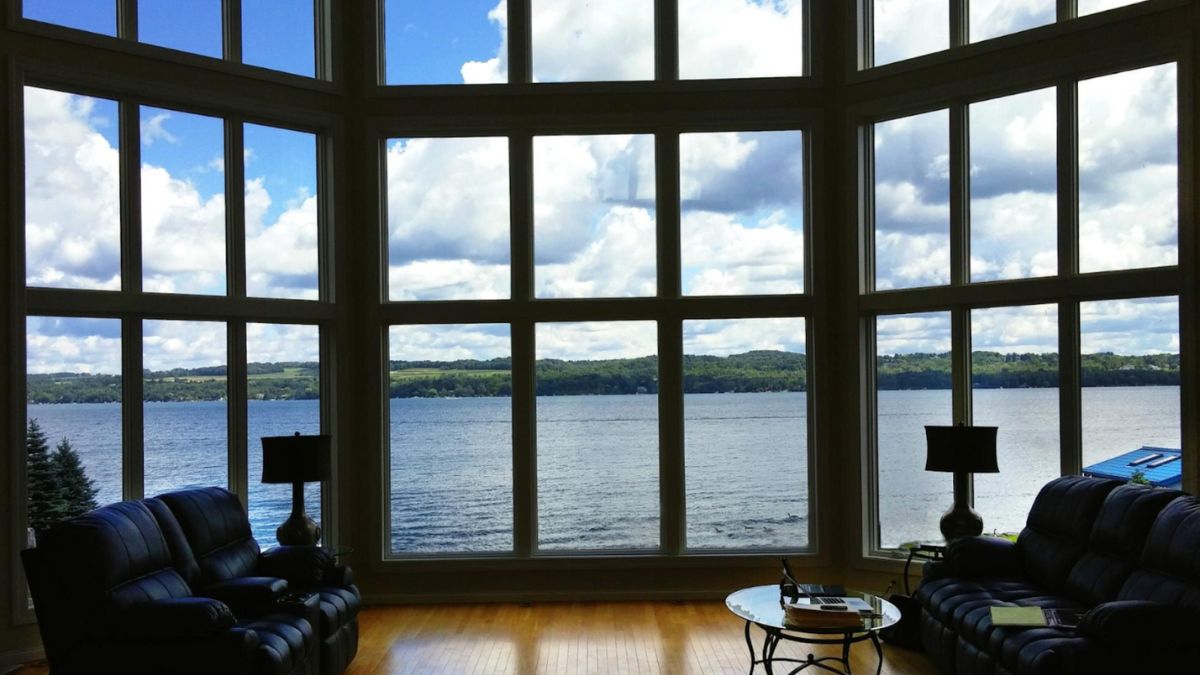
[876,312,952,548]
[141,106,227,295]
[26,317,123,532]
[969,1,1054,43]
[537,322,658,551]
[1081,298,1180,472]
[970,88,1057,281]
[388,324,513,555]
[384,0,507,84]
[531,0,653,82]
[143,320,227,497]
[873,0,948,66]
[386,137,510,300]
[679,0,804,79]
[245,123,319,299]
[243,0,315,77]
[684,318,809,550]
[25,87,121,290]
[681,131,804,295]
[534,134,656,298]
[247,323,321,548]
[24,0,116,36]
[1078,1,1145,17]
[138,0,222,58]
[1078,64,1177,273]
[972,305,1059,536]
[874,110,950,290]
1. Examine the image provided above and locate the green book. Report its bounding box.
[990,606,1047,627]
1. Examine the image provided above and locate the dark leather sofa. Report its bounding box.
[23,487,359,675]
[917,475,1200,675]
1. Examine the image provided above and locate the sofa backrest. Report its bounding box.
[1063,483,1184,605]
[1017,475,1121,593]
[24,500,192,667]
[155,487,261,587]
[1118,494,1200,612]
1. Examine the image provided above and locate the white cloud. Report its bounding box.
[678,0,804,79]
[461,1,508,84]
[969,0,1054,42]
[682,211,803,295]
[245,178,320,299]
[390,324,511,361]
[530,0,654,82]
[139,112,177,146]
[877,313,952,355]
[537,321,657,361]
[247,323,320,363]
[139,164,227,294]
[971,305,1058,353]
[143,320,227,370]
[683,318,807,356]
[874,0,949,65]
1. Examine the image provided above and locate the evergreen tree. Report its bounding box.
[25,419,66,533]
[52,437,99,518]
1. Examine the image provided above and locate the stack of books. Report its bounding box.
[783,599,866,628]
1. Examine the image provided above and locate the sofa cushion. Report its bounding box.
[1118,494,1200,612]
[242,612,315,675]
[1017,476,1120,593]
[1063,484,1184,605]
[313,586,360,635]
[157,487,261,586]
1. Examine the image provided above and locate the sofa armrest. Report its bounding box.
[1077,600,1197,644]
[202,577,288,616]
[110,597,236,640]
[325,563,354,587]
[945,536,1023,579]
[258,545,335,586]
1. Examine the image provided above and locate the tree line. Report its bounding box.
[26,351,1181,403]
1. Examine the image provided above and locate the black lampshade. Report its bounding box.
[925,425,999,473]
[262,433,331,484]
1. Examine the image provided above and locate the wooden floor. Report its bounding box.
[13,601,939,675]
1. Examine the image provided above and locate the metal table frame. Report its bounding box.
[739,619,885,675]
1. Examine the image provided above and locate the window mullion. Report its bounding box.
[950,104,969,286]
[122,317,145,500]
[224,0,244,64]
[1056,0,1076,22]
[950,0,967,49]
[510,132,535,556]
[951,307,973,501]
[1058,302,1082,476]
[226,119,247,300]
[656,131,683,553]
[655,0,679,82]
[228,321,248,503]
[117,0,137,40]
[508,0,531,85]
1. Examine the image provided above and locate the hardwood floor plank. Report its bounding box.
[10,600,938,674]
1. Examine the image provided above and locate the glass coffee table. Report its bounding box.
[725,585,900,675]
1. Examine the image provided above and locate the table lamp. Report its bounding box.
[925,424,998,542]
[262,432,331,546]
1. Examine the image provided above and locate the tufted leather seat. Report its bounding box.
[22,498,316,674]
[155,487,360,675]
[917,476,1200,674]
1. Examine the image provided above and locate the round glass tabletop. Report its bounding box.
[725,585,901,634]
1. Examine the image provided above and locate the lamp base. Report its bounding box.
[940,503,983,542]
[277,512,321,547]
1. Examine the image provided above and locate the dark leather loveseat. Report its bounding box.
[917,475,1200,674]
[23,487,359,675]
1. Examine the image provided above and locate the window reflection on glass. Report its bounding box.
[247,323,321,548]
[678,0,804,79]
[874,110,950,290]
[1080,298,1180,471]
[969,87,1057,282]
[386,137,510,300]
[684,318,808,550]
[537,321,659,551]
[26,317,124,515]
[24,0,116,36]
[1078,64,1177,273]
[139,0,222,58]
[531,0,653,82]
[388,324,513,555]
[243,0,316,77]
[873,0,948,66]
[384,0,507,84]
[25,87,121,290]
[681,131,804,295]
[141,106,227,295]
[143,320,228,497]
[245,123,319,300]
[969,0,1054,43]
[875,312,952,548]
[971,305,1059,536]
[534,134,656,298]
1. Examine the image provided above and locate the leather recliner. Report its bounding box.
[152,487,360,675]
[917,475,1200,674]
[23,498,318,675]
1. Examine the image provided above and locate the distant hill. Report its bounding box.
[25,351,1179,403]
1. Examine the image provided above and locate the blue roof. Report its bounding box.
[1082,446,1182,487]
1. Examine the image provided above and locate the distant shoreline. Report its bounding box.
[26,350,1180,404]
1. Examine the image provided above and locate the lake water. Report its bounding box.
[26,386,1180,553]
